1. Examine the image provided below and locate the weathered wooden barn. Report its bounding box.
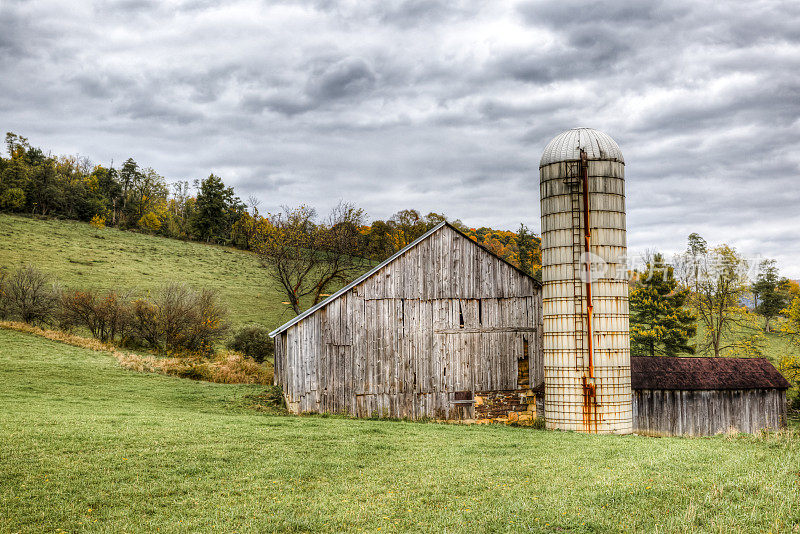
[270,222,544,420]
[631,356,790,436]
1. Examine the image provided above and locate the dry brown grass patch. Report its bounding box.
[114,350,273,385]
[1,320,273,385]
[0,321,114,352]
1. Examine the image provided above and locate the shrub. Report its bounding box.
[60,290,133,343]
[5,265,59,325]
[90,214,106,229]
[227,325,274,363]
[159,283,228,354]
[0,188,26,211]
[138,212,161,232]
[131,297,161,349]
[186,287,229,354]
[129,283,229,354]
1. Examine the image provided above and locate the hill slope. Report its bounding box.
[1,213,795,364]
[0,213,296,330]
[1,328,798,533]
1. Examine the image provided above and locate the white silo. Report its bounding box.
[539,128,632,434]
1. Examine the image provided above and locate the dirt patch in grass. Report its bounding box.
[243,385,287,413]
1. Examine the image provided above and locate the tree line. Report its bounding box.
[0,132,542,275]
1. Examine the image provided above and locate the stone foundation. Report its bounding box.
[474,389,545,424]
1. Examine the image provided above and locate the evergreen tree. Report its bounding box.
[119,158,140,213]
[752,259,792,332]
[516,223,541,279]
[630,253,697,357]
[193,174,238,242]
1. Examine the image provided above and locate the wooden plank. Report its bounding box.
[434,326,538,334]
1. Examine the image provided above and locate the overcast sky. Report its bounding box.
[2,0,799,275]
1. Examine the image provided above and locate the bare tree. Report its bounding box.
[255,202,369,314]
[130,284,228,354]
[5,265,60,325]
[246,195,261,216]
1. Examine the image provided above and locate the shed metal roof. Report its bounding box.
[631,356,790,391]
[269,221,540,337]
[539,127,624,167]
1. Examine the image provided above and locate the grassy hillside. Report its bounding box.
[690,313,795,366]
[0,213,297,330]
[4,213,796,360]
[1,328,798,533]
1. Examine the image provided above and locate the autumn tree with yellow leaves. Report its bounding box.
[254,203,369,315]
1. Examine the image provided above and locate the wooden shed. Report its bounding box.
[270,222,544,420]
[631,356,790,436]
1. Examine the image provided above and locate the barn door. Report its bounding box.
[332,345,349,414]
[518,334,530,389]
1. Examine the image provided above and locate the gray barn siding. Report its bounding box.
[273,225,543,419]
[632,388,787,436]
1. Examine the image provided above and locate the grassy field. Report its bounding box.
[1,328,799,533]
[2,214,799,532]
[0,213,296,330]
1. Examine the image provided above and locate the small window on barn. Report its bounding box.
[453,391,474,403]
[458,301,465,329]
[478,299,483,325]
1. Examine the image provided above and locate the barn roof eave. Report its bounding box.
[268,221,541,338]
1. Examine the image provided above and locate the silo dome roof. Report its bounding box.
[539,127,624,167]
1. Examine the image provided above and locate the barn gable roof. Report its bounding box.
[631,356,790,391]
[269,221,540,337]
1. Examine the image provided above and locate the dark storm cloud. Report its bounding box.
[241,57,377,116]
[493,35,629,84]
[517,0,678,26]
[306,57,376,100]
[2,0,800,275]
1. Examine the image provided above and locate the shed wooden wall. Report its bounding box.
[273,225,543,420]
[633,388,787,436]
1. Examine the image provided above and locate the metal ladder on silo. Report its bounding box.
[566,161,585,369]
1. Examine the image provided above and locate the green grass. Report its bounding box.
[1,328,799,533]
[0,213,297,330]
[2,214,799,532]
[690,314,795,365]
